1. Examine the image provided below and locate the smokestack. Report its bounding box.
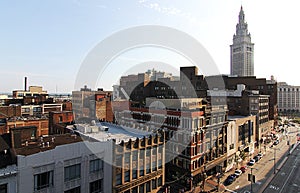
[24,77,27,91]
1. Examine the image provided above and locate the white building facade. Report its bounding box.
[277,82,300,113]
[17,141,112,193]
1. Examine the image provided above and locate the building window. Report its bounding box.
[132,169,137,179]
[0,184,7,193]
[116,173,122,185]
[116,155,122,167]
[90,159,103,173]
[90,179,103,193]
[146,161,151,174]
[146,181,151,192]
[132,187,138,193]
[34,171,54,191]
[125,153,130,164]
[64,186,80,193]
[139,185,144,193]
[158,176,162,186]
[140,164,144,176]
[124,170,130,182]
[152,179,157,189]
[206,142,211,150]
[64,164,81,182]
[158,159,162,169]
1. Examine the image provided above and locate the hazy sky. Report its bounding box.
[1,0,300,93]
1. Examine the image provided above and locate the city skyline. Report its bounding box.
[1,0,300,93]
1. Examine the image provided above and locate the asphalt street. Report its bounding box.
[223,125,300,193]
[262,142,300,193]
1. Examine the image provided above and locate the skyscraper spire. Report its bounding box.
[239,5,245,23]
[230,6,254,77]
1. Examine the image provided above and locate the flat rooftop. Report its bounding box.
[74,122,152,144]
[15,133,82,156]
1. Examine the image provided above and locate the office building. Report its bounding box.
[230,6,254,76]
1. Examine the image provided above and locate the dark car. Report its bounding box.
[253,155,260,162]
[224,175,236,186]
[273,140,279,145]
[248,159,255,166]
[229,174,237,180]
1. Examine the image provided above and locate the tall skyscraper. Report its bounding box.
[230,6,254,76]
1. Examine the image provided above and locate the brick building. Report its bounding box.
[72,86,113,122]
[113,98,228,190]
[49,111,74,135]
[6,117,48,136]
[0,106,21,118]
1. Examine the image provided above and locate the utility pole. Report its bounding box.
[251,167,253,193]
[274,148,276,174]
[248,167,257,193]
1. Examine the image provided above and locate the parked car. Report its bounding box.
[229,174,237,180]
[248,159,255,166]
[224,175,236,186]
[253,155,260,162]
[273,140,279,145]
[240,166,247,173]
[234,169,243,177]
[257,153,263,159]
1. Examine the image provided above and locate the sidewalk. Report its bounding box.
[184,178,226,193]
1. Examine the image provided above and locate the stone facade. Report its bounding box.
[277,82,300,114]
[230,6,254,77]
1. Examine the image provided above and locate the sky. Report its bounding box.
[1,0,300,93]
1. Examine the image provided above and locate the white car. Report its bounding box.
[257,153,263,159]
[234,169,243,177]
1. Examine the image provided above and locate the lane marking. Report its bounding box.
[279,157,299,193]
[269,184,279,190]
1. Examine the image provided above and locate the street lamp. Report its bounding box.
[287,135,290,155]
[249,167,257,193]
[272,147,280,174]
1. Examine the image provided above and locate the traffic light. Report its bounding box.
[248,174,256,183]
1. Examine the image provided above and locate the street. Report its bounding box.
[262,142,300,193]
[221,124,299,193]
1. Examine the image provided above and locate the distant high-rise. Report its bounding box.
[230,6,254,76]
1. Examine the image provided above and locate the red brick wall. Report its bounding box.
[7,119,49,136]
[0,106,21,118]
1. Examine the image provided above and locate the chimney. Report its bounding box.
[24,77,27,91]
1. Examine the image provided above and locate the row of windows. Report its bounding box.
[34,159,103,192]
[122,177,163,193]
[63,179,102,193]
[279,88,300,92]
